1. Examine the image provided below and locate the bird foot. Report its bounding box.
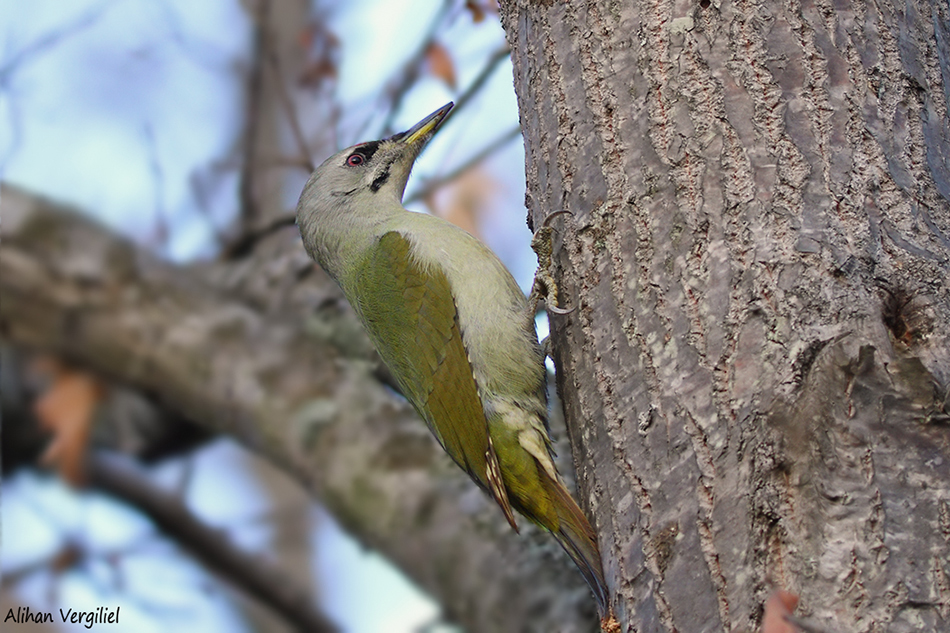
[528,211,574,318]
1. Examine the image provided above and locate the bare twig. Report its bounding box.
[376,0,456,136]
[86,451,338,633]
[142,123,170,251]
[237,0,269,233]
[188,166,229,248]
[440,45,510,130]
[263,30,315,173]
[0,1,115,82]
[405,124,521,205]
[0,1,117,169]
[221,212,298,259]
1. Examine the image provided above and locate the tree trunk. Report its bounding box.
[499,0,950,631]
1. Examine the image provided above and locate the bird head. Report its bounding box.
[295,102,453,278]
[300,102,453,209]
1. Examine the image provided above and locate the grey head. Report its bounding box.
[295,103,453,275]
[297,102,453,214]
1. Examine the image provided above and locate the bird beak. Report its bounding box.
[394,102,454,148]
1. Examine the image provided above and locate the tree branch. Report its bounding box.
[0,184,601,633]
[262,17,315,174]
[86,451,338,633]
[440,45,510,131]
[405,124,521,206]
[377,0,456,136]
[237,0,269,233]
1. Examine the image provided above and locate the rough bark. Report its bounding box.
[0,184,601,633]
[499,0,950,631]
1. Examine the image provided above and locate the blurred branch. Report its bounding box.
[379,35,509,140]
[405,124,521,206]
[220,212,298,259]
[0,184,600,633]
[235,0,318,255]
[441,45,510,130]
[188,165,230,248]
[0,2,114,82]
[224,38,513,258]
[0,2,116,169]
[1,541,90,591]
[262,17,315,174]
[86,451,338,633]
[142,123,170,251]
[238,0,269,233]
[377,0,456,135]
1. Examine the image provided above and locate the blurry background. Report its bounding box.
[0,1,542,631]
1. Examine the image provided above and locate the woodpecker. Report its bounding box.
[295,103,608,615]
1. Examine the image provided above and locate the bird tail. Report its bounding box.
[546,476,609,616]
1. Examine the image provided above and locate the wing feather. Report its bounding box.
[351,231,517,530]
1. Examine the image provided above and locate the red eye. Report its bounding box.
[346,153,364,166]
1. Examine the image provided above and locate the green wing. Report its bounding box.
[350,231,517,530]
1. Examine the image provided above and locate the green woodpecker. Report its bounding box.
[295,103,608,614]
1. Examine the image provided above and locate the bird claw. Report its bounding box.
[542,209,573,228]
[545,302,575,315]
[529,211,574,318]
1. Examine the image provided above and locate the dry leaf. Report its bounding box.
[50,542,84,574]
[298,23,340,88]
[32,358,105,486]
[465,0,486,22]
[299,59,338,86]
[297,24,318,51]
[431,167,499,238]
[465,0,498,21]
[425,41,456,90]
[762,589,800,633]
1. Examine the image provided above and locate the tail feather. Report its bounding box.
[547,477,609,616]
